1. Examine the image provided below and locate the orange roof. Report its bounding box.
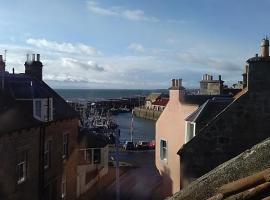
[152,98,169,106]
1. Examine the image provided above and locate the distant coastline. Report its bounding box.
[55,88,168,101]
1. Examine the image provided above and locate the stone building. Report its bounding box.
[145,92,163,109]
[0,54,79,200]
[169,137,270,200]
[178,37,270,189]
[151,98,169,111]
[199,74,224,95]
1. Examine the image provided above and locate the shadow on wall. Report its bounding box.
[160,166,173,198]
[0,184,8,200]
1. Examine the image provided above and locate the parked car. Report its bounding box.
[136,141,149,150]
[149,140,155,149]
[123,141,135,150]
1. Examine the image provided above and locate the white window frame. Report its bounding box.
[17,151,27,184]
[160,139,167,162]
[185,121,196,143]
[62,133,69,159]
[33,98,53,122]
[61,175,66,199]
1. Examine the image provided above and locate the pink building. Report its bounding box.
[155,79,214,195]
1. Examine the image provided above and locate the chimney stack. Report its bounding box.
[25,53,43,81]
[261,37,269,58]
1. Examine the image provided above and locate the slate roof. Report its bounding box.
[169,137,270,200]
[0,92,41,134]
[185,97,233,123]
[181,94,232,106]
[0,73,78,134]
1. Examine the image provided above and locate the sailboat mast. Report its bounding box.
[130,111,134,142]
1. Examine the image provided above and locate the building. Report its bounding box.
[178,37,270,191]
[155,78,224,195]
[76,129,109,197]
[199,74,224,95]
[169,137,270,200]
[145,92,163,109]
[151,98,169,111]
[0,54,79,200]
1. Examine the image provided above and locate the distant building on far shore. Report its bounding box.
[199,74,224,95]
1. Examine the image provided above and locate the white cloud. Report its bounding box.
[61,57,104,72]
[128,43,145,53]
[26,38,102,56]
[86,1,158,22]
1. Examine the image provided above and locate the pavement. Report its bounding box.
[82,150,164,200]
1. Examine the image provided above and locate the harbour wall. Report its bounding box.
[133,107,162,121]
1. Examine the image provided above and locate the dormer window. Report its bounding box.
[185,121,196,143]
[33,98,53,122]
[34,100,42,118]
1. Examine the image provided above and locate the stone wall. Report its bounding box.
[180,89,270,186]
[0,127,40,200]
[169,137,270,200]
[43,118,78,200]
[133,107,162,121]
[0,118,79,200]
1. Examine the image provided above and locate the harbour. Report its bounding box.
[57,89,156,148]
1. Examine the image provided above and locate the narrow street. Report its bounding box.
[84,150,164,200]
[106,150,162,200]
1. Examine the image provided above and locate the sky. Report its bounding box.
[0,0,270,89]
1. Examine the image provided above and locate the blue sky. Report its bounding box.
[0,0,269,89]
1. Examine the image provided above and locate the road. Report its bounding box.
[97,150,163,200]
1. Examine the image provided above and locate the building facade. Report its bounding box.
[155,79,207,195]
[179,38,270,189]
[0,54,79,200]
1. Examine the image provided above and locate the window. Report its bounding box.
[61,175,66,199]
[160,140,167,161]
[93,149,101,164]
[34,100,42,118]
[44,140,52,169]
[33,98,54,122]
[84,149,92,164]
[63,134,69,159]
[17,151,27,184]
[185,122,196,143]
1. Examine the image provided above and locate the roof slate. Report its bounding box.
[0,73,78,134]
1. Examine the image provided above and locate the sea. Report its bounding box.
[55,89,164,143]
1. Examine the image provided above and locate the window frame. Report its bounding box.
[185,121,196,143]
[61,175,66,199]
[160,139,167,162]
[34,99,42,118]
[17,151,27,184]
[93,148,101,164]
[62,133,69,159]
[44,139,52,169]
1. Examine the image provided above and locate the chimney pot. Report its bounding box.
[37,54,40,61]
[0,55,2,62]
[175,79,179,87]
[12,68,15,74]
[179,79,182,87]
[32,54,35,61]
[261,37,269,58]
